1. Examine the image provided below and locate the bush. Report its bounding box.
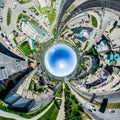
[91,15,97,27]
[78,104,83,112]
[71,95,75,100]
[7,8,12,26]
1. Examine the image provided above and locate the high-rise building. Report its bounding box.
[0,42,28,81]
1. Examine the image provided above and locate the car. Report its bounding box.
[22,10,26,13]
[0,4,4,9]
[1,33,4,38]
[111,85,114,88]
[111,76,114,80]
[12,3,17,9]
[34,9,36,13]
[109,109,115,113]
[88,109,92,112]
[0,16,3,22]
[90,105,96,111]
[8,47,10,49]
[35,12,39,16]
[5,36,8,40]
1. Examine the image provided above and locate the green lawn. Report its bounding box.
[52,26,57,38]
[117,25,120,29]
[109,27,115,33]
[39,102,59,120]
[17,13,39,26]
[19,41,36,56]
[7,8,12,26]
[61,25,70,34]
[84,46,98,56]
[17,13,30,23]
[91,15,97,28]
[36,6,56,25]
[83,41,89,50]
[18,0,31,4]
[0,116,15,120]
[29,80,35,90]
[56,85,63,98]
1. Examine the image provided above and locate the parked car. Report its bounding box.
[22,10,26,13]
[1,33,4,38]
[109,109,115,113]
[111,76,114,80]
[88,109,92,112]
[12,2,17,9]
[90,105,96,111]
[0,4,4,8]
[0,16,3,22]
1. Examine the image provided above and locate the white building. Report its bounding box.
[38,0,51,8]
[95,39,110,52]
[20,20,47,41]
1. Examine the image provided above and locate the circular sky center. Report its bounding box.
[44,44,77,77]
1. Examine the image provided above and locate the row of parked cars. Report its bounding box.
[0,3,4,22]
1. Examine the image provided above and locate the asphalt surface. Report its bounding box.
[71,83,120,103]
[56,0,75,34]
[58,0,120,31]
[67,81,120,120]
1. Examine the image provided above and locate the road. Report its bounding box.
[59,0,120,32]
[57,83,65,120]
[66,81,120,120]
[70,82,120,103]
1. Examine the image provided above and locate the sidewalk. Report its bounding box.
[56,83,65,120]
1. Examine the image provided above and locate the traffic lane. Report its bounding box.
[68,82,120,120]
[63,0,120,27]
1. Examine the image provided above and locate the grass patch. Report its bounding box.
[67,4,76,13]
[0,116,15,120]
[17,13,30,24]
[107,102,120,109]
[117,25,120,29]
[19,41,36,56]
[35,6,56,25]
[29,80,34,90]
[7,8,12,26]
[83,41,89,50]
[84,46,98,56]
[17,14,39,26]
[13,38,18,45]
[39,102,59,120]
[91,15,97,28]
[56,85,63,98]
[18,0,31,4]
[61,25,70,34]
[109,27,115,33]
[30,19,39,26]
[29,6,36,12]
[52,26,57,38]
[17,13,40,30]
